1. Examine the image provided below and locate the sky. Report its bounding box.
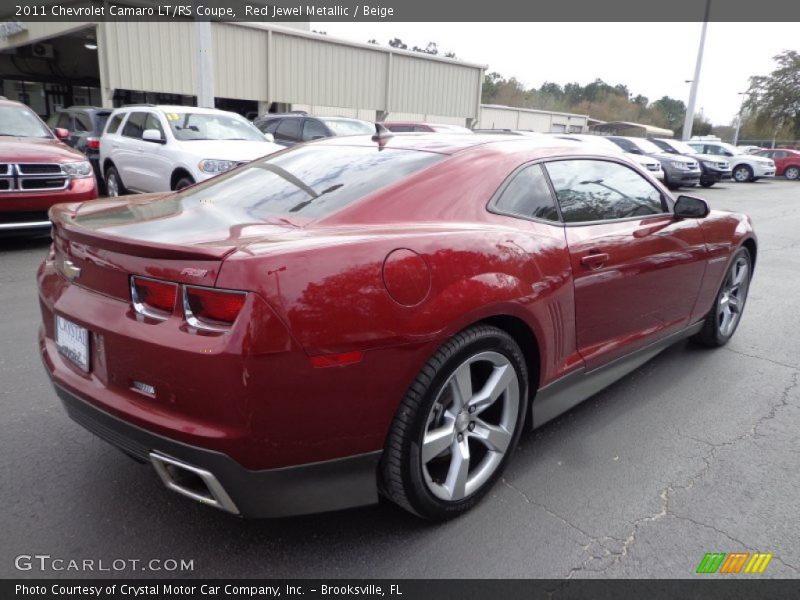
[311,22,797,125]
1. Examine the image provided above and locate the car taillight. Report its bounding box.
[86,137,100,150]
[131,276,178,319]
[184,285,246,331]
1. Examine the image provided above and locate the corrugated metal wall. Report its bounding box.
[478,105,589,133]
[271,33,388,110]
[0,22,90,51]
[213,24,268,101]
[102,21,196,96]
[388,55,481,117]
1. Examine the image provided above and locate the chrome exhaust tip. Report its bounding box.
[149,452,239,515]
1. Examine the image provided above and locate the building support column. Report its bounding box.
[194,14,214,108]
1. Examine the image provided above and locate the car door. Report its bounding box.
[116,111,149,191]
[135,112,173,192]
[543,158,708,370]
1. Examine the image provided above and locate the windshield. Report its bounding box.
[0,105,52,138]
[666,140,696,154]
[630,138,663,154]
[173,145,443,222]
[716,142,741,155]
[321,119,375,136]
[166,111,265,141]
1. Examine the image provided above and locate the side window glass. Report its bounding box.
[121,112,147,139]
[106,113,124,134]
[275,118,302,142]
[74,115,91,132]
[261,119,280,134]
[144,113,165,137]
[302,119,328,141]
[56,113,71,129]
[544,159,666,223]
[493,164,560,222]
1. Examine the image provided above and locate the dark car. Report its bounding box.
[40,134,755,520]
[607,136,702,189]
[47,106,111,191]
[650,137,732,188]
[0,98,98,233]
[253,112,375,146]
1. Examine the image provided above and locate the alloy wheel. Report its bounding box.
[786,166,799,180]
[107,173,119,197]
[421,351,520,502]
[733,166,751,182]
[718,255,750,337]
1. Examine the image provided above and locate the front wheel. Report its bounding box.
[732,165,754,183]
[174,175,195,191]
[693,247,752,347]
[104,166,126,197]
[381,325,528,520]
[700,181,715,188]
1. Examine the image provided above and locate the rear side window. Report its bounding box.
[275,118,302,142]
[302,119,328,141]
[95,112,111,134]
[74,114,91,132]
[386,125,414,132]
[176,145,443,221]
[106,113,124,134]
[492,164,560,222]
[121,112,147,139]
[545,159,666,223]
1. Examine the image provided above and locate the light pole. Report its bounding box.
[682,0,712,141]
[732,91,748,146]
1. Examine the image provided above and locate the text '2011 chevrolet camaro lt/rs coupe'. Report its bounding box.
[38,133,756,520]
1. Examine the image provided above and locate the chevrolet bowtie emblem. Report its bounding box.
[60,259,81,281]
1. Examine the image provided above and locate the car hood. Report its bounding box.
[173,139,283,161]
[687,153,730,165]
[650,152,698,166]
[0,137,86,162]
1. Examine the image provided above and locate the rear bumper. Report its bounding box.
[55,382,381,517]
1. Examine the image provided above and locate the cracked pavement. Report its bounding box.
[1,180,799,578]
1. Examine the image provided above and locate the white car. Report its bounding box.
[99,105,282,195]
[553,133,665,181]
[688,140,775,183]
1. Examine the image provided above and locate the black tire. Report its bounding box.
[700,181,715,188]
[381,325,529,520]
[693,247,752,347]
[104,166,126,197]
[784,166,800,181]
[174,175,195,191]
[732,164,754,183]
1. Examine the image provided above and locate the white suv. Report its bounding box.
[100,105,282,195]
[688,139,775,183]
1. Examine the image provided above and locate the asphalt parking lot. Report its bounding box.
[1,179,799,579]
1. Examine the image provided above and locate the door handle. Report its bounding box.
[580,252,610,269]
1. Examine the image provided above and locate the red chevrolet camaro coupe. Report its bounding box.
[38,133,756,520]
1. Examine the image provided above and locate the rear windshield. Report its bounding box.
[176,145,443,221]
[321,119,374,136]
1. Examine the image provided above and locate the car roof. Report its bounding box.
[115,105,237,116]
[313,132,610,158]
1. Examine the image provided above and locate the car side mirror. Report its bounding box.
[674,195,710,219]
[53,127,70,140]
[142,129,164,143]
[263,132,275,143]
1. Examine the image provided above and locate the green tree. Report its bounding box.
[651,96,686,131]
[745,50,800,136]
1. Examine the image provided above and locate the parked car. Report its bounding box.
[607,136,701,189]
[737,145,767,155]
[688,140,775,183]
[254,113,375,146]
[649,137,731,187]
[755,148,800,180]
[0,98,97,233]
[40,134,756,520]
[47,106,111,191]
[99,105,282,196]
[554,133,665,181]
[383,121,473,133]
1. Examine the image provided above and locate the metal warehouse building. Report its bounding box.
[0,20,485,125]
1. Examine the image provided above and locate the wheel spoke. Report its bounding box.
[728,295,741,313]
[733,262,749,287]
[421,423,456,464]
[470,419,512,454]
[720,307,733,335]
[468,364,514,414]
[449,363,472,411]
[443,438,470,500]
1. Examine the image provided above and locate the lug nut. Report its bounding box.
[468,422,475,431]
[468,406,476,414]
[457,433,463,441]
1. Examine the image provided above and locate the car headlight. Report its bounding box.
[671,161,690,170]
[198,159,238,174]
[701,160,720,168]
[62,161,93,177]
